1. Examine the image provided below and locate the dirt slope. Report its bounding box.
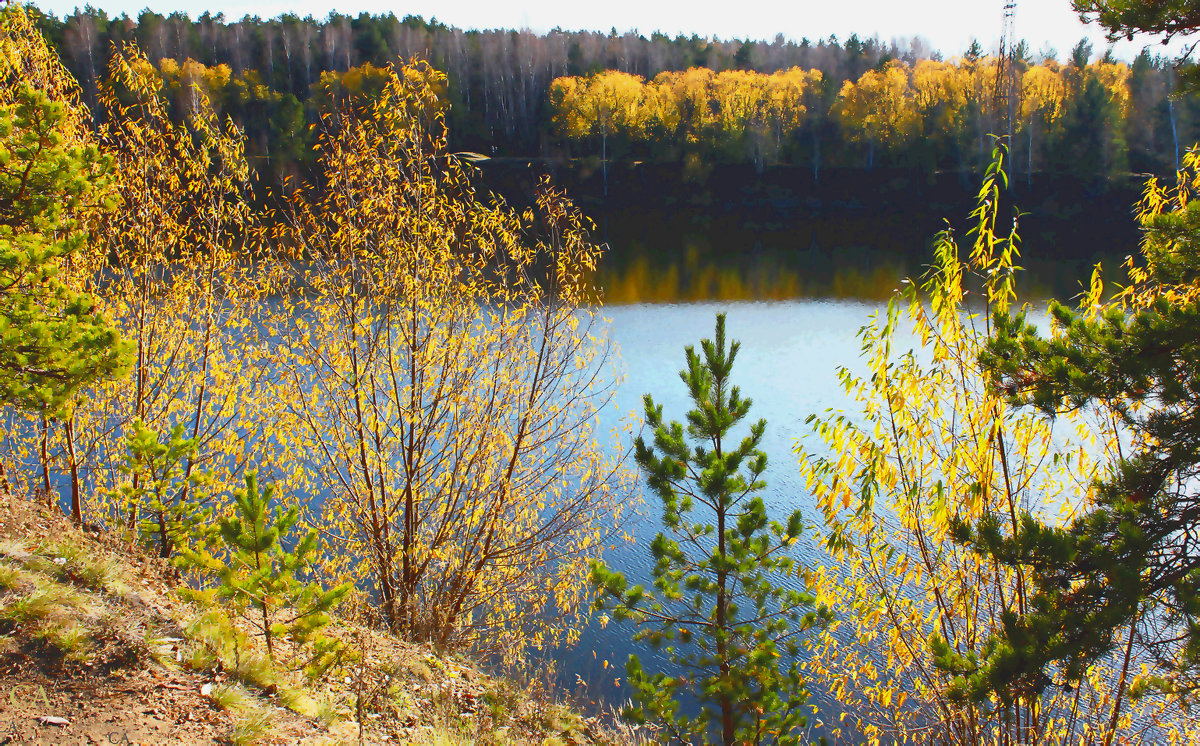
[0,490,635,746]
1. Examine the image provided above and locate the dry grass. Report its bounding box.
[229,700,275,745]
[0,493,641,745]
[0,554,103,661]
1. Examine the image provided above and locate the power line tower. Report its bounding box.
[994,1,1017,150]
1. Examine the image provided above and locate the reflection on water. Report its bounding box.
[595,255,907,304]
[593,253,1090,305]
[589,222,1110,305]
[591,210,924,304]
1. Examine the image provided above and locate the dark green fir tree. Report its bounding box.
[592,314,828,746]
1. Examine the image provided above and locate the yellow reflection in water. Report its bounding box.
[595,256,905,304]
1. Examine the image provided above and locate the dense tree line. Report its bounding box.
[28,5,892,180]
[552,46,1198,183]
[28,5,1199,191]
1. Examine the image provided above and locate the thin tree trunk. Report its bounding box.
[252,522,275,659]
[261,599,273,658]
[717,497,734,746]
[157,506,171,557]
[1169,98,1180,172]
[712,372,734,746]
[1102,614,1138,746]
[812,128,820,184]
[65,416,82,524]
[1028,117,1034,190]
[348,313,399,633]
[176,244,218,521]
[40,415,52,507]
[601,124,608,198]
[129,269,151,530]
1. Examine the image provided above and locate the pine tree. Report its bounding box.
[0,82,127,416]
[182,472,350,672]
[118,419,213,558]
[592,314,827,746]
[947,149,1200,705]
[1074,2,1200,92]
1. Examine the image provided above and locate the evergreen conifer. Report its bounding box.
[592,314,827,745]
[119,419,212,558]
[0,84,127,416]
[182,472,350,675]
[947,155,1200,704]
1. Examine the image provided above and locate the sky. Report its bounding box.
[33,0,1196,62]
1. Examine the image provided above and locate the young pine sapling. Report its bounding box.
[181,472,350,677]
[592,314,829,746]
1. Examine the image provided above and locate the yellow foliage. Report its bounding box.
[796,146,1191,743]
[1021,64,1067,125]
[552,65,819,167]
[277,60,629,656]
[1090,62,1132,117]
[836,60,919,149]
[548,55,1134,172]
[551,69,647,141]
[22,42,277,545]
[0,5,92,139]
[0,12,629,666]
[312,61,446,121]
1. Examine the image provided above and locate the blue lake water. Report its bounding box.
[555,298,920,732]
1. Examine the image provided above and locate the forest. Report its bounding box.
[26,4,1200,189]
[2,0,1200,744]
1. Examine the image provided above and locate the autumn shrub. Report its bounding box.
[275,59,629,657]
[797,144,1194,743]
[0,11,284,539]
[0,3,628,672]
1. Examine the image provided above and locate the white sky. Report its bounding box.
[33,0,1194,62]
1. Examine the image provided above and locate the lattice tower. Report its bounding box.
[994,1,1017,146]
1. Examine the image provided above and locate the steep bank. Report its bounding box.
[0,489,638,745]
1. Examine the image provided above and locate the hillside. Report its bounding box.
[0,487,637,745]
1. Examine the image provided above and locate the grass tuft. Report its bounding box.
[209,683,274,745]
[144,631,182,668]
[234,649,280,692]
[0,539,29,560]
[278,685,318,717]
[0,579,98,660]
[210,682,253,711]
[407,727,474,746]
[4,582,89,624]
[183,610,281,694]
[312,692,345,726]
[229,702,273,746]
[179,641,218,671]
[34,622,90,661]
[32,538,126,594]
[0,561,29,592]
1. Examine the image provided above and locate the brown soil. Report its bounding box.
[0,491,316,745]
[0,488,638,746]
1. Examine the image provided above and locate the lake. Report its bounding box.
[553,297,921,733]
